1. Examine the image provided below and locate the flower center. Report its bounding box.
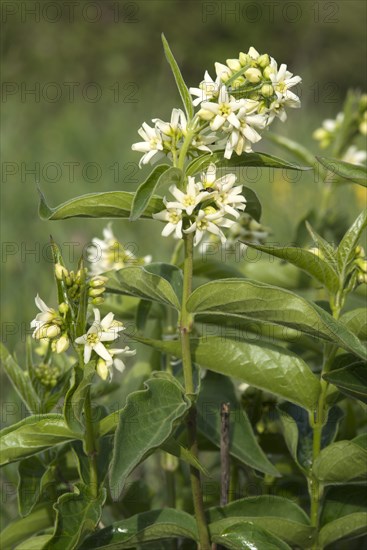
[183,196,196,206]
[168,211,181,224]
[149,137,160,149]
[218,103,231,117]
[87,333,99,346]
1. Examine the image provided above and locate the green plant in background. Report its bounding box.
[1,35,366,550]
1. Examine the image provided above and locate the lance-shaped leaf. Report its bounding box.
[242,186,262,222]
[210,521,292,550]
[312,435,367,484]
[130,165,182,221]
[44,485,106,550]
[340,308,367,341]
[316,156,367,187]
[278,403,343,471]
[207,495,314,548]
[337,209,367,279]
[38,189,164,220]
[15,535,53,549]
[80,508,198,548]
[242,243,340,293]
[1,506,54,549]
[109,378,191,499]
[106,264,181,309]
[320,486,367,547]
[265,132,316,167]
[18,456,47,517]
[64,362,96,433]
[319,513,367,547]
[161,34,194,120]
[0,414,81,466]
[187,151,311,176]
[323,361,367,404]
[0,343,40,414]
[197,372,279,476]
[186,279,367,359]
[129,334,321,411]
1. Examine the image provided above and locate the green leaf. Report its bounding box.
[187,151,311,175]
[306,221,338,266]
[341,308,367,341]
[109,378,190,499]
[64,362,96,432]
[38,189,164,220]
[323,362,367,404]
[278,403,343,470]
[337,209,367,279]
[210,521,292,550]
[187,279,367,359]
[80,508,198,548]
[313,436,367,484]
[242,186,262,222]
[0,343,40,414]
[15,535,53,549]
[316,157,367,187]
[144,262,183,303]
[107,265,181,309]
[130,335,321,411]
[1,506,53,549]
[243,243,339,293]
[130,165,181,221]
[321,485,367,525]
[0,414,80,466]
[197,372,279,476]
[319,513,367,547]
[265,132,316,167]
[161,34,194,120]
[207,495,313,548]
[160,437,210,477]
[44,485,106,550]
[18,456,47,517]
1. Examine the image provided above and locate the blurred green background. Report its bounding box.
[1,0,366,349]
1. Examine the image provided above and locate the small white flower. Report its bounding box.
[189,71,221,106]
[342,145,367,166]
[31,295,61,340]
[198,86,243,131]
[184,207,234,246]
[269,64,301,108]
[165,177,209,215]
[153,206,184,239]
[211,174,247,219]
[214,62,232,83]
[153,108,186,138]
[75,309,124,365]
[224,102,267,157]
[131,122,165,167]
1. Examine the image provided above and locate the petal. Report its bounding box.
[94,342,112,362]
[101,311,114,330]
[84,345,92,364]
[75,334,88,345]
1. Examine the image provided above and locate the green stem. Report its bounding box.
[84,387,98,498]
[180,232,211,550]
[178,118,198,171]
[310,303,341,549]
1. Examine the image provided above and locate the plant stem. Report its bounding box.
[180,231,211,550]
[84,383,99,498]
[309,302,341,549]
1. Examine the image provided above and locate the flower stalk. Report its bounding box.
[180,231,211,550]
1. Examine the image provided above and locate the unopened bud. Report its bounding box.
[355,258,367,273]
[55,334,70,354]
[226,58,241,72]
[203,206,217,216]
[89,287,106,297]
[263,66,275,79]
[239,52,249,66]
[357,272,367,284]
[35,324,61,340]
[91,297,104,305]
[96,358,109,380]
[313,128,328,141]
[90,276,108,288]
[257,54,270,68]
[59,302,69,314]
[55,263,69,281]
[261,84,274,97]
[244,68,262,84]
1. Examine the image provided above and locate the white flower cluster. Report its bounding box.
[75,308,135,381]
[31,295,70,353]
[88,224,151,276]
[153,163,246,246]
[131,46,301,165]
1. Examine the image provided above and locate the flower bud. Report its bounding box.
[89,286,106,297]
[261,84,274,97]
[360,120,367,136]
[244,68,262,84]
[357,272,367,285]
[203,206,217,216]
[226,58,241,72]
[355,258,367,273]
[96,358,109,380]
[239,52,250,66]
[197,108,215,121]
[55,334,70,354]
[92,297,104,305]
[355,245,365,258]
[257,54,270,68]
[90,276,108,288]
[55,263,69,281]
[263,66,275,79]
[312,128,328,141]
[35,323,61,340]
[59,302,69,314]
